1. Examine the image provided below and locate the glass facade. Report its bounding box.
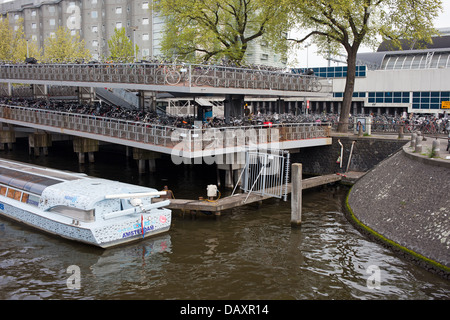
[291,66,367,78]
[381,52,450,70]
[333,92,366,98]
[333,90,450,111]
[368,92,410,104]
[412,91,450,110]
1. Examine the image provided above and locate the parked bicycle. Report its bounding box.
[154,63,189,85]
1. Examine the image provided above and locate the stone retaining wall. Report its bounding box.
[291,135,408,175]
[347,148,450,278]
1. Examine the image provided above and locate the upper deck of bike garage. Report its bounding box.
[0,62,332,97]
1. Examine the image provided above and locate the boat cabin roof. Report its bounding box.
[0,159,160,211]
[39,178,159,211]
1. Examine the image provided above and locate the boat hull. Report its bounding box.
[0,199,171,248]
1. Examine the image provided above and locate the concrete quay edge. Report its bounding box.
[344,136,450,279]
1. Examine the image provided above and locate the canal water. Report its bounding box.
[0,139,449,300]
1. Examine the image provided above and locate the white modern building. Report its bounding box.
[291,29,450,115]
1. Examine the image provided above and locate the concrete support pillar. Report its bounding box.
[277,98,285,114]
[73,137,98,164]
[224,168,233,189]
[32,84,48,100]
[132,148,160,174]
[138,90,156,112]
[0,124,15,151]
[224,94,244,124]
[291,163,302,226]
[28,131,52,156]
[217,162,243,189]
[77,87,95,103]
[138,90,145,111]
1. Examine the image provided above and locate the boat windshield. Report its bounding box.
[0,167,62,195]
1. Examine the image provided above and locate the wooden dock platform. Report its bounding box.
[153,173,344,214]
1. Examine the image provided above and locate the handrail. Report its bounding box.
[0,62,332,93]
[0,104,331,153]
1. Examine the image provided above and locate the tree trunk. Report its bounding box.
[337,49,357,133]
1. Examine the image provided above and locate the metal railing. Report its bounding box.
[0,62,332,93]
[237,149,290,202]
[331,121,448,135]
[0,105,331,155]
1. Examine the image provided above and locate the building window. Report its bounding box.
[142,48,150,57]
[49,19,56,26]
[92,40,98,47]
[116,7,122,14]
[92,26,98,33]
[31,10,36,17]
[142,33,149,41]
[14,14,19,20]
[142,2,149,9]
[116,22,122,29]
[412,91,450,110]
[294,65,367,78]
[261,54,268,60]
[48,6,55,13]
[142,18,149,25]
[91,11,98,18]
[368,92,410,104]
[32,23,37,29]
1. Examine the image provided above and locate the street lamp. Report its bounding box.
[131,26,138,62]
[305,43,311,69]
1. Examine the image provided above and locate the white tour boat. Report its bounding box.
[0,158,171,248]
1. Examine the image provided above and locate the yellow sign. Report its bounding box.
[442,101,450,109]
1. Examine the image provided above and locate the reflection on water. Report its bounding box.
[0,140,449,300]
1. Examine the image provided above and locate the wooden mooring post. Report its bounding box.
[291,163,302,226]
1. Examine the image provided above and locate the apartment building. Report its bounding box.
[0,0,162,60]
[0,0,286,67]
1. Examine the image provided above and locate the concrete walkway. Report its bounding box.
[403,134,450,166]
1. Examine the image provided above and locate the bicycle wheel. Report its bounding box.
[165,71,181,85]
[312,81,322,92]
[195,75,207,86]
[155,69,165,84]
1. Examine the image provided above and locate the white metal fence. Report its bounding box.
[235,149,290,201]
